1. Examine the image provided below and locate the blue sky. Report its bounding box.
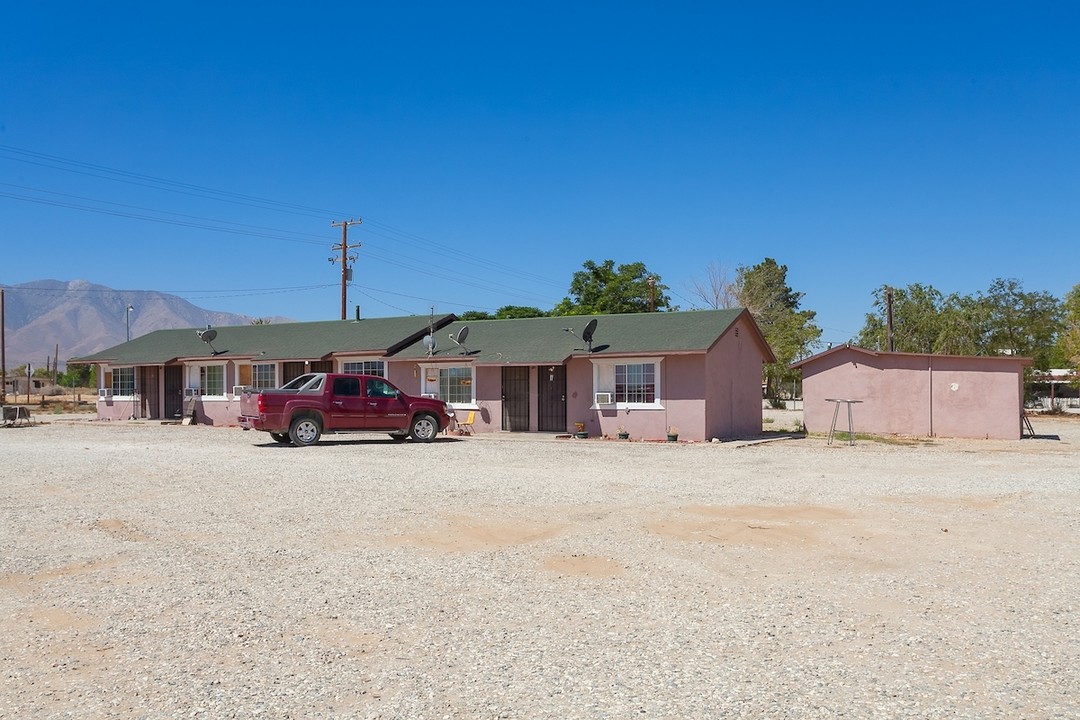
[2,2,1077,346]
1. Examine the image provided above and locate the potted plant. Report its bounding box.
[616,425,630,440]
[666,426,679,442]
[574,421,588,439]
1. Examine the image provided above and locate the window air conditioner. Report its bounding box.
[233,385,249,396]
[98,388,112,398]
[184,388,199,398]
[594,392,614,405]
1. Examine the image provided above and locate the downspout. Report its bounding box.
[928,355,933,437]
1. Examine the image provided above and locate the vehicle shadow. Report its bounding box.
[255,436,464,448]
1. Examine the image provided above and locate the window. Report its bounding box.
[333,376,361,396]
[343,360,385,377]
[112,367,135,396]
[591,357,662,409]
[439,367,473,404]
[251,363,276,389]
[419,364,475,406]
[365,378,398,398]
[199,365,225,396]
[616,363,655,403]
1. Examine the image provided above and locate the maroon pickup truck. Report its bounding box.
[239,373,454,446]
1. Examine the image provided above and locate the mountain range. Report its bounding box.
[1,280,289,369]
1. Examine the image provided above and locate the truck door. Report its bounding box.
[362,377,409,430]
[329,376,366,429]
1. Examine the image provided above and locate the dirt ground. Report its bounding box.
[1,413,1077,717]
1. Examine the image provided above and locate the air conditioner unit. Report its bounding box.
[594,392,614,405]
[184,387,199,398]
[232,385,249,396]
[421,393,438,399]
[98,388,112,398]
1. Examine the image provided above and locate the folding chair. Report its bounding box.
[456,411,475,434]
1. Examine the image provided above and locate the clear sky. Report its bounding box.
[2,2,1077,346]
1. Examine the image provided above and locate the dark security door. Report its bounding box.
[501,366,530,431]
[139,366,160,419]
[538,365,566,432]
[164,365,183,419]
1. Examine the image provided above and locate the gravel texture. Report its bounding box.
[1,415,1078,719]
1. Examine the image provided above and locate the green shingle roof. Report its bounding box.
[393,309,774,364]
[71,315,454,365]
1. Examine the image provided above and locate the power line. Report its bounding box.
[0,144,569,291]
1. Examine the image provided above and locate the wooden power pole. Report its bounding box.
[330,219,362,320]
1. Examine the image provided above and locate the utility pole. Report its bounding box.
[648,276,656,312]
[885,286,895,352]
[330,218,362,320]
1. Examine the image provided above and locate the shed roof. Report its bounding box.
[789,344,1033,370]
[71,315,455,365]
[394,309,775,364]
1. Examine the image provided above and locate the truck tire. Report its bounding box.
[409,414,439,442]
[289,416,322,446]
[270,432,291,444]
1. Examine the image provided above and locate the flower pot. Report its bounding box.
[575,431,589,439]
[666,434,678,442]
[617,432,630,440]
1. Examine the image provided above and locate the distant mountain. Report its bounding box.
[0,279,291,368]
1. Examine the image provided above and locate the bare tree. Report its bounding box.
[687,261,739,309]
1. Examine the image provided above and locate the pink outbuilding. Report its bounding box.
[791,345,1032,440]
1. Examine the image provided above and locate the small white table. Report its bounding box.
[824,399,862,446]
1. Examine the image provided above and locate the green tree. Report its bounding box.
[858,278,1065,368]
[458,310,494,321]
[494,305,547,319]
[858,284,949,353]
[457,306,547,321]
[1057,283,1080,366]
[552,260,671,316]
[980,278,1063,369]
[58,364,94,388]
[734,258,822,396]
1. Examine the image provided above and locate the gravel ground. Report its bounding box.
[1,416,1078,719]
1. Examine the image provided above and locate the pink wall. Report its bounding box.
[704,315,767,439]
[799,348,1028,440]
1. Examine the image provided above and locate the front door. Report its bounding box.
[501,367,529,431]
[164,365,183,419]
[538,365,567,432]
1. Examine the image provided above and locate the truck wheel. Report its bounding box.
[270,432,291,444]
[409,414,439,442]
[289,416,322,446]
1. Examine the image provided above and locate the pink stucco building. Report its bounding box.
[75,309,776,441]
[791,345,1032,440]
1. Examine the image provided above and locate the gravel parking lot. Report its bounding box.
[2,416,1078,719]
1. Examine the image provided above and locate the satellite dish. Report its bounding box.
[582,319,597,344]
[449,325,471,354]
[423,334,436,355]
[196,327,219,354]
